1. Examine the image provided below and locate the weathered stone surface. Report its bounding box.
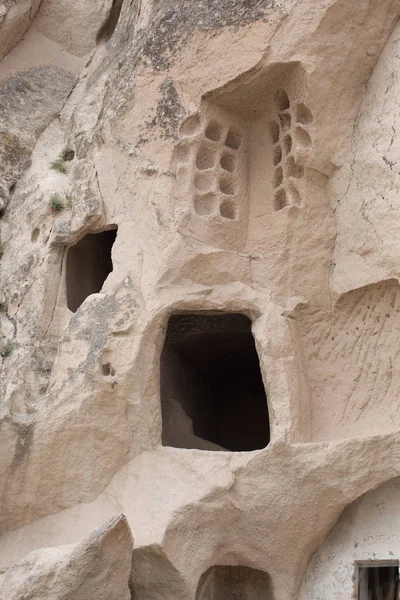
[35,0,114,56]
[0,66,76,209]
[300,478,400,598]
[130,545,190,600]
[332,17,400,294]
[1,0,400,599]
[0,515,132,600]
[0,0,41,60]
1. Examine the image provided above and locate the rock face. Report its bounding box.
[1,0,400,599]
[0,515,133,600]
[0,0,42,60]
[0,65,76,208]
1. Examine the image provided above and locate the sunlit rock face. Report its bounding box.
[1,1,400,599]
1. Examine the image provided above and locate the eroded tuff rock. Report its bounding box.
[0,65,76,209]
[0,515,133,600]
[0,0,42,60]
[2,0,400,599]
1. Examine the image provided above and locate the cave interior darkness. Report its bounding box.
[160,313,270,451]
[66,228,117,313]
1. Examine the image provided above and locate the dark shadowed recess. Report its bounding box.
[196,565,275,600]
[97,0,123,42]
[66,228,117,313]
[357,562,399,600]
[161,313,270,451]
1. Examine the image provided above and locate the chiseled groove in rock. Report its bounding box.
[296,279,400,441]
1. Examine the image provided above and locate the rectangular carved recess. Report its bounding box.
[175,62,313,254]
[160,313,270,452]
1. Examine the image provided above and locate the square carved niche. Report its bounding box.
[160,313,270,452]
[174,62,313,253]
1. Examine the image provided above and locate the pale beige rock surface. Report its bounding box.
[1,0,400,599]
[0,515,133,600]
[0,0,42,60]
[35,0,114,56]
[332,20,400,294]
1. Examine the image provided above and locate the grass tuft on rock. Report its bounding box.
[60,147,75,162]
[50,158,67,174]
[0,341,13,358]
[50,146,75,173]
[50,194,65,213]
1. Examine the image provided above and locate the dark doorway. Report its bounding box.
[196,565,274,600]
[160,313,270,451]
[357,562,399,599]
[66,228,117,313]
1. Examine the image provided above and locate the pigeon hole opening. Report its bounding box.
[196,565,274,600]
[160,313,270,451]
[66,228,117,313]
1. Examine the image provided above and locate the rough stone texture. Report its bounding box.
[35,0,114,56]
[130,545,190,600]
[300,478,400,598]
[0,0,42,61]
[0,515,133,600]
[1,0,400,599]
[0,65,76,208]
[332,20,400,296]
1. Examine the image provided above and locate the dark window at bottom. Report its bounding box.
[357,562,399,600]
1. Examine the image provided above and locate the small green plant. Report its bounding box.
[60,147,75,162]
[49,147,75,174]
[0,341,13,358]
[49,194,65,213]
[50,158,67,174]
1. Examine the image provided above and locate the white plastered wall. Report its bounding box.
[300,478,400,599]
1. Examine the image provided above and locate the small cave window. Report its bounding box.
[160,313,270,451]
[66,228,117,313]
[357,561,399,600]
[196,565,274,600]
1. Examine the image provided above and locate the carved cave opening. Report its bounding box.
[196,565,274,600]
[66,228,117,313]
[357,562,399,600]
[160,313,270,451]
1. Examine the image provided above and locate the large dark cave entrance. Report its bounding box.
[66,228,117,313]
[160,313,270,451]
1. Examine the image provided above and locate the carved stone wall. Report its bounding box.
[1,1,400,599]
